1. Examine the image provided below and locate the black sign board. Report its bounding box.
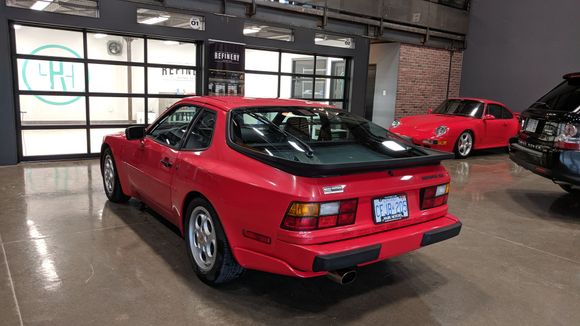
[208,41,245,72]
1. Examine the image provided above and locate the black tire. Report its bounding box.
[101,147,130,203]
[454,131,474,159]
[184,198,244,285]
[559,184,580,195]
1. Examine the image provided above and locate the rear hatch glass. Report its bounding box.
[522,79,580,145]
[229,106,452,177]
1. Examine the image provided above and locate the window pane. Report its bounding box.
[90,128,125,153]
[8,0,99,18]
[89,97,145,125]
[291,76,314,99]
[279,76,292,99]
[88,64,144,93]
[149,106,199,147]
[87,34,144,63]
[315,33,355,49]
[245,74,278,98]
[22,129,87,156]
[317,57,346,76]
[147,39,196,66]
[314,78,344,99]
[19,95,86,126]
[243,23,293,42]
[148,67,196,95]
[17,59,85,92]
[281,53,314,74]
[183,110,216,150]
[137,9,205,30]
[14,26,84,57]
[245,49,279,72]
[147,98,181,121]
[314,78,328,99]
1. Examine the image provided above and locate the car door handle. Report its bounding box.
[160,158,173,168]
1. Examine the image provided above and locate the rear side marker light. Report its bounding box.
[242,229,272,244]
[282,199,358,231]
[420,183,449,210]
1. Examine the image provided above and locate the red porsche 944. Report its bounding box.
[100,97,461,285]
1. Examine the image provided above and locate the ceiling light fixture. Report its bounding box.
[163,40,179,45]
[30,0,53,11]
[94,33,108,39]
[243,27,262,34]
[140,16,169,25]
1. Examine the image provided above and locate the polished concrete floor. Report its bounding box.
[0,151,579,325]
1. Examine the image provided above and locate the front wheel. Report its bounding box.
[454,131,474,158]
[101,148,130,203]
[184,198,244,285]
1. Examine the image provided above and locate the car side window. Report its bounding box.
[487,104,502,119]
[487,104,512,120]
[148,106,199,148]
[182,110,217,150]
[501,107,513,119]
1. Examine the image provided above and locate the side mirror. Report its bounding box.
[125,126,146,140]
[483,114,496,120]
[427,108,433,114]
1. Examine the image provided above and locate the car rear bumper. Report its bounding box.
[509,141,580,186]
[233,214,461,278]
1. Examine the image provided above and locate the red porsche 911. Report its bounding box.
[390,98,520,158]
[100,97,461,285]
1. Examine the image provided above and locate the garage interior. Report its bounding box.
[0,0,579,325]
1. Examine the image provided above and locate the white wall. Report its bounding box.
[369,43,400,128]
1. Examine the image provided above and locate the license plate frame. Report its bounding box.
[525,119,539,132]
[372,194,409,224]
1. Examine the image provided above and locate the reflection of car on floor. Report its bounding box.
[390,98,521,158]
[510,73,580,194]
[100,97,461,285]
[450,159,524,201]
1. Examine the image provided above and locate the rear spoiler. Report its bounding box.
[563,72,580,80]
[230,144,454,178]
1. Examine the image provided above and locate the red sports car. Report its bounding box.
[100,97,461,285]
[390,98,520,158]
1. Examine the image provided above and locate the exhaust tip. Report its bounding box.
[327,269,357,285]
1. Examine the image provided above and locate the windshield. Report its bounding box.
[532,79,580,112]
[433,99,484,118]
[229,107,426,165]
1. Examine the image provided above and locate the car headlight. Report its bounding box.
[435,126,449,137]
[391,120,401,128]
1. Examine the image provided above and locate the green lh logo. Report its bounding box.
[22,44,83,106]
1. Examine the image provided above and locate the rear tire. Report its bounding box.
[184,198,244,285]
[559,184,580,195]
[454,131,474,159]
[101,147,130,203]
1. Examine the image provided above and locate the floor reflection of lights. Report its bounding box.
[26,220,61,291]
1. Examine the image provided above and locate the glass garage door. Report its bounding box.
[244,49,349,109]
[12,24,200,159]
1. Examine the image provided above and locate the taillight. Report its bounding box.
[282,199,358,231]
[420,183,449,210]
[555,123,580,150]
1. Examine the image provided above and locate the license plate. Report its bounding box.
[525,119,539,132]
[372,195,409,224]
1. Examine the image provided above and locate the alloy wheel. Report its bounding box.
[103,155,115,195]
[188,207,217,272]
[458,133,473,157]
